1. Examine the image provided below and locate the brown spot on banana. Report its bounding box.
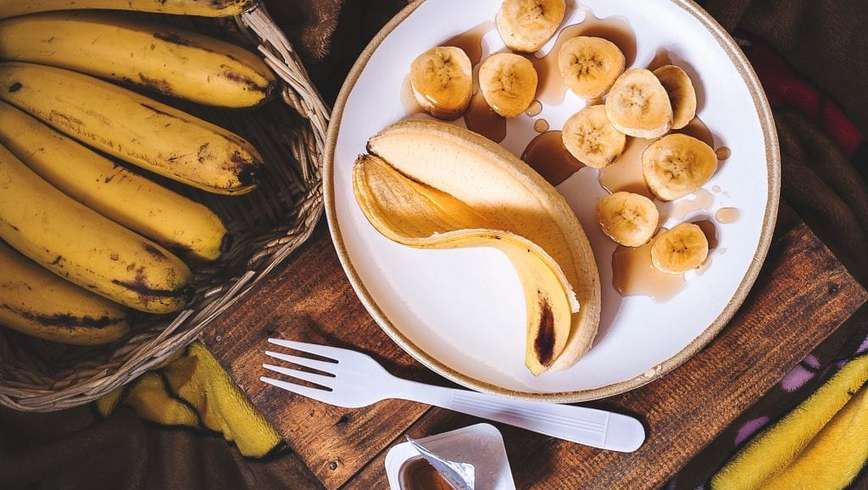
[142,243,166,260]
[138,73,174,96]
[533,297,556,367]
[1,304,123,329]
[8,82,21,92]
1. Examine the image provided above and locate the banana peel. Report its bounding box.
[354,120,601,374]
[96,342,281,459]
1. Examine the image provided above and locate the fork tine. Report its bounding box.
[267,338,345,361]
[264,351,336,373]
[260,376,333,403]
[262,364,335,389]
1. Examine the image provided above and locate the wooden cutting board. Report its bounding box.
[202,206,867,489]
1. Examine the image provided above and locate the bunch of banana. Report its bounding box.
[496,0,566,53]
[0,101,227,262]
[0,0,254,19]
[0,12,276,108]
[0,242,128,345]
[0,144,192,314]
[354,120,601,375]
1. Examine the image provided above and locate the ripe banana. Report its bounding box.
[642,133,717,201]
[558,36,626,99]
[496,0,566,53]
[410,47,473,120]
[0,62,262,195]
[653,65,697,130]
[605,68,673,139]
[0,143,192,314]
[363,120,601,374]
[0,101,227,262]
[0,0,254,19]
[0,12,276,108]
[650,223,709,273]
[0,242,128,345]
[562,105,626,168]
[479,52,538,118]
[597,191,659,247]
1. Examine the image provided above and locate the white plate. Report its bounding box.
[324,0,780,401]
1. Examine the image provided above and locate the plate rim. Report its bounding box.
[323,0,781,402]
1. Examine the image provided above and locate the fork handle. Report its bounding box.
[394,381,645,452]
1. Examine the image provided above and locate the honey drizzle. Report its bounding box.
[612,237,685,303]
[521,131,584,186]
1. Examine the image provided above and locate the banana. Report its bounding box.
[562,105,626,168]
[653,65,697,130]
[0,143,192,314]
[0,0,253,19]
[478,52,539,118]
[496,0,566,53]
[650,223,709,273]
[597,191,659,247]
[409,47,473,120]
[605,68,673,139]
[363,119,601,374]
[558,36,626,99]
[0,101,227,262]
[0,62,262,195]
[0,242,128,345]
[0,12,276,108]
[642,133,717,201]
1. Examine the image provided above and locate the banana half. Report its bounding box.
[410,47,473,120]
[479,52,539,118]
[354,120,601,375]
[496,0,566,53]
[605,68,673,139]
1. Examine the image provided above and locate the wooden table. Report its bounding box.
[203,206,867,489]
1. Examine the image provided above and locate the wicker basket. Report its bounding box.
[0,5,329,412]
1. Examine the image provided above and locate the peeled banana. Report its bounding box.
[0,101,227,262]
[654,65,697,130]
[361,120,601,374]
[558,36,625,99]
[0,143,192,314]
[409,47,473,120]
[562,105,626,168]
[605,68,673,139]
[642,133,717,201]
[479,52,539,118]
[0,62,262,195]
[650,223,709,273]
[597,192,659,247]
[496,0,566,53]
[0,0,254,19]
[0,242,128,345]
[0,12,276,108]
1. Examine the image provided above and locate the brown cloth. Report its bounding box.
[2,1,867,489]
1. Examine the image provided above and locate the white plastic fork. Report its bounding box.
[261,338,645,452]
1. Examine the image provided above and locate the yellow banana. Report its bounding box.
[0,101,227,262]
[0,0,254,19]
[0,12,276,108]
[0,242,128,345]
[0,143,192,314]
[0,62,262,195]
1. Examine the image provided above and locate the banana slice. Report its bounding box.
[479,53,539,118]
[496,0,566,53]
[558,36,626,99]
[605,68,673,139]
[410,46,473,120]
[653,65,697,130]
[642,133,717,201]
[562,105,626,168]
[597,191,659,247]
[651,223,709,273]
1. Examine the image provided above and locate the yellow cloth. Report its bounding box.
[713,355,868,490]
[96,342,281,458]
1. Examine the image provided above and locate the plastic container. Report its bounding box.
[384,423,516,490]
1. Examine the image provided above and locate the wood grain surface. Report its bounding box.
[202,209,867,489]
